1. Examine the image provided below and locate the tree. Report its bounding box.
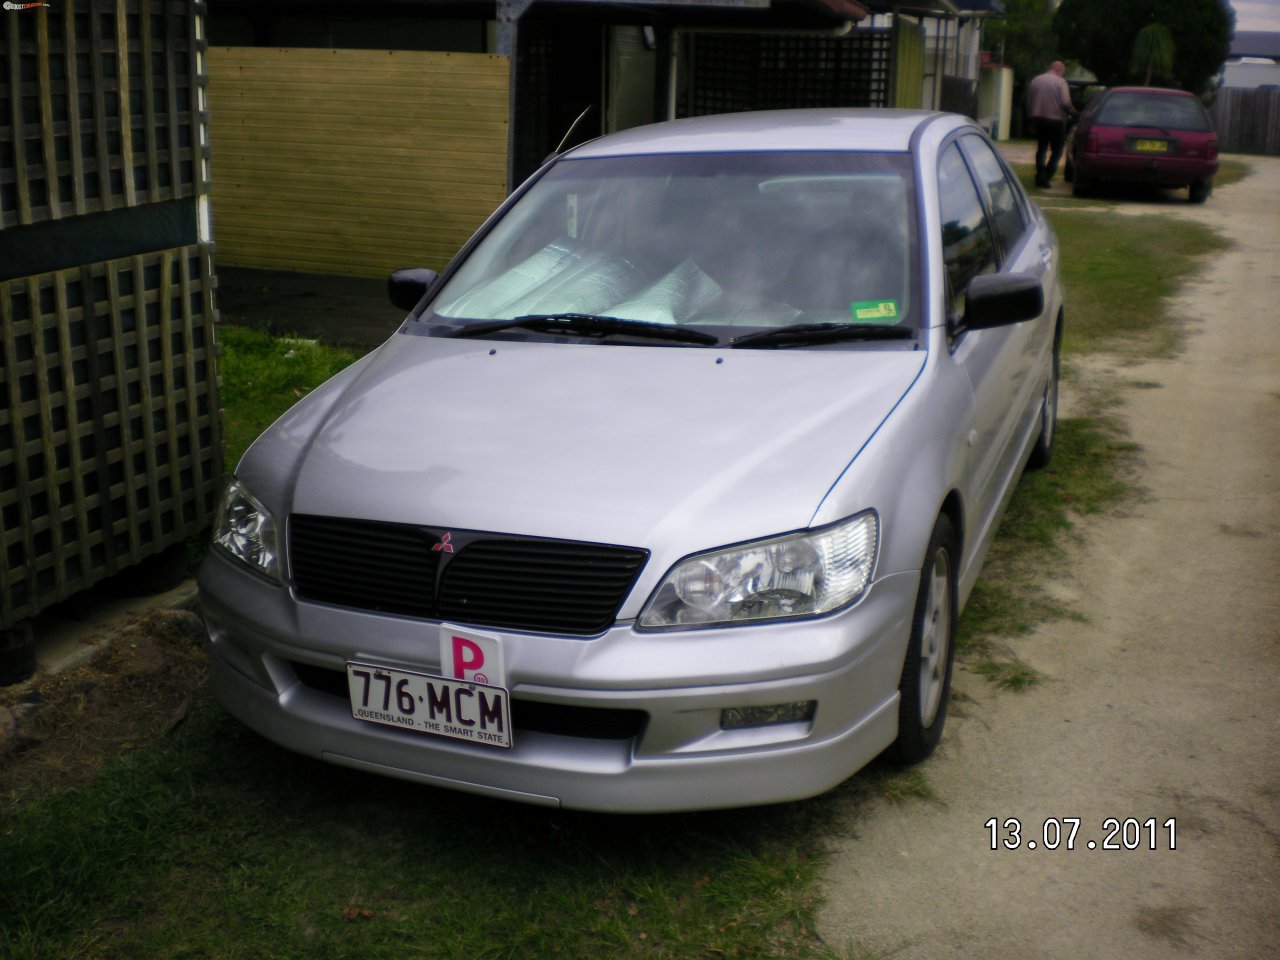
[1053,0,1234,95]
[985,0,1060,135]
[985,0,1058,87]
[1132,23,1175,86]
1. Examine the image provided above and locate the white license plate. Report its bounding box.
[346,662,512,749]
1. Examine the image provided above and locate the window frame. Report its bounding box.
[956,133,1031,264]
[935,137,1000,326]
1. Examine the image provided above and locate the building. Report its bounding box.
[1221,30,1280,89]
[204,0,1000,278]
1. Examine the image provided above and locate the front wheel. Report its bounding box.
[889,515,958,764]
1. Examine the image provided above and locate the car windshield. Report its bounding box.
[1094,92,1211,131]
[428,151,919,338]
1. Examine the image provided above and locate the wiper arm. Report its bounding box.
[730,323,914,349]
[452,313,720,346]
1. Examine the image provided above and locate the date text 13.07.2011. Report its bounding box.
[985,818,1176,851]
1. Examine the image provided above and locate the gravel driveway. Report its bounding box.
[818,154,1280,959]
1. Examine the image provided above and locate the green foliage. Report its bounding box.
[950,194,1233,689]
[217,326,361,470]
[973,657,1044,690]
[1132,23,1175,85]
[985,0,1059,85]
[957,415,1136,686]
[874,770,939,804]
[0,708,847,960]
[1053,0,1234,94]
[1050,209,1230,357]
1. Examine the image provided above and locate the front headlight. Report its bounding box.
[638,511,878,630]
[212,478,281,582]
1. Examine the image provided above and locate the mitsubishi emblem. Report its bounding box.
[432,532,455,554]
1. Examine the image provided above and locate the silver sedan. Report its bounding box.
[200,109,1062,813]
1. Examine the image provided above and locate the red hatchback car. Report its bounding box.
[1065,87,1219,202]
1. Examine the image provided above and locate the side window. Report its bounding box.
[960,135,1028,258]
[937,142,997,319]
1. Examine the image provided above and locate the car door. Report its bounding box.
[938,137,1048,568]
[960,134,1053,455]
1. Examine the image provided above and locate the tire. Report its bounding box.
[1064,157,1074,184]
[889,515,958,764]
[1072,172,1092,197]
[1189,179,1212,204]
[1026,331,1060,471]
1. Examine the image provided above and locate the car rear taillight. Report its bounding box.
[1207,139,1219,162]
[1085,132,1099,155]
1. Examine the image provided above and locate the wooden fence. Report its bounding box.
[0,0,222,657]
[207,48,509,277]
[1209,87,1280,156]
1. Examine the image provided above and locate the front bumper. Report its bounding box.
[198,551,917,813]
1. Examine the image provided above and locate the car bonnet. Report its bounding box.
[281,332,925,554]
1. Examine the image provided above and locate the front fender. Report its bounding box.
[810,351,976,585]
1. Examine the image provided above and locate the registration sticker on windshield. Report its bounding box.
[851,300,899,322]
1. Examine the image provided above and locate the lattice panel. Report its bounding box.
[0,248,220,625]
[0,0,202,228]
[687,29,892,117]
[0,1,220,631]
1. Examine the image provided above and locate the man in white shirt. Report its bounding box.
[1026,61,1078,188]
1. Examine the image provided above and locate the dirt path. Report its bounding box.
[818,157,1280,958]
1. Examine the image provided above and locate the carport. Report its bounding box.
[204,0,974,279]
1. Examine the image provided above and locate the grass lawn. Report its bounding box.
[215,327,363,470]
[0,170,1238,958]
[1,705,860,959]
[1005,155,1234,357]
[1052,210,1229,356]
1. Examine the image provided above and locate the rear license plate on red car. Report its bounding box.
[346,662,512,748]
[1132,139,1170,153]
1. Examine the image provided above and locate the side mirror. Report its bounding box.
[388,267,439,313]
[962,273,1044,330]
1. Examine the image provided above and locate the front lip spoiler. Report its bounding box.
[323,752,563,808]
[207,649,902,813]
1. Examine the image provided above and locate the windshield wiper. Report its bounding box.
[451,313,720,346]
[730,323,915,349]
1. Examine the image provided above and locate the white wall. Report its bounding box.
[1222,60,1280,89]
[978,65,1014,140]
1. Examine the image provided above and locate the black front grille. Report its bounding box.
[291,515,440,618]
[439,538,652,634]
[289,515,648,636]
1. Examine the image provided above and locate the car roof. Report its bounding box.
[1104,86,1198,98]
[565,109,952,159]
